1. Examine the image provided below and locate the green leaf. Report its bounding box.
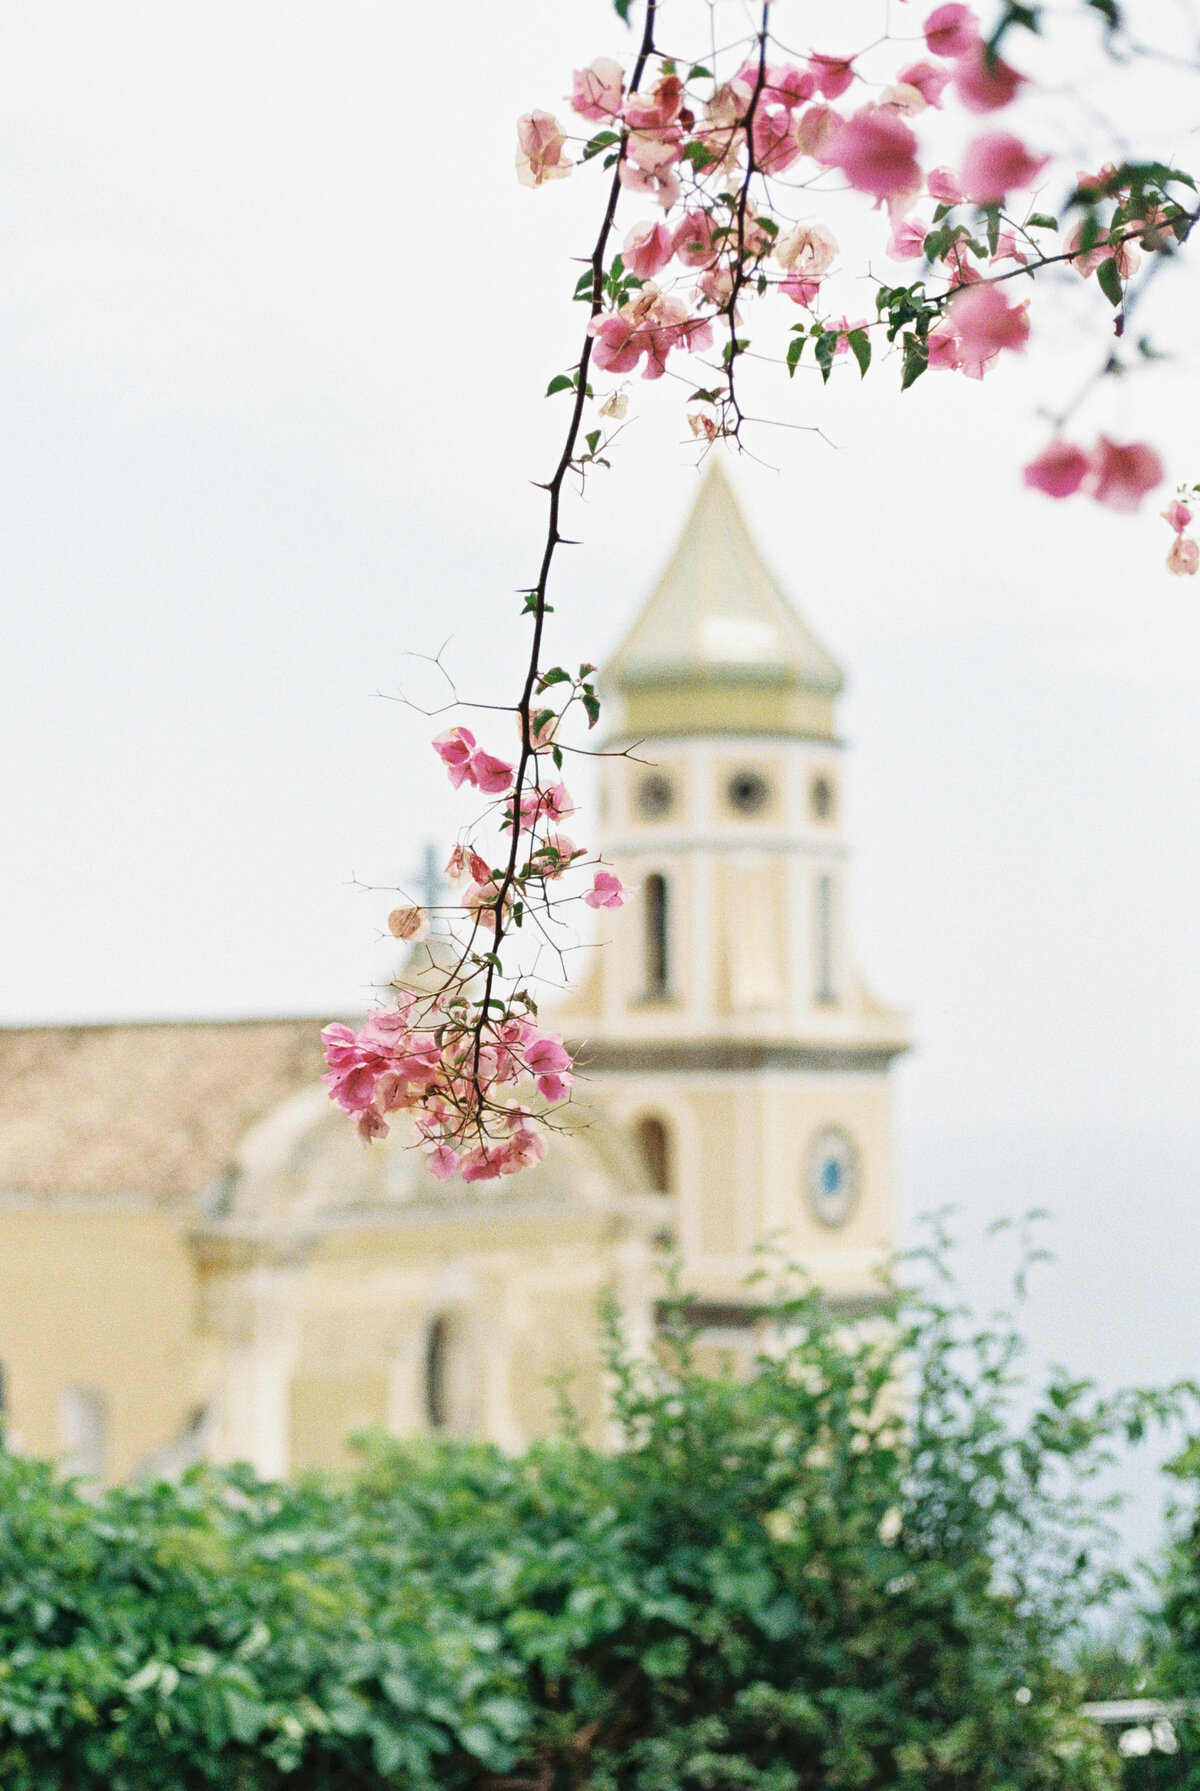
[981,204,1001,257]
[687,63,713,80]
[585,429,601,454]
[1025,212,1058,231]
[613,0,631,18]
[786,336,805,378]
[682,139,719,171]
[581,130,620,162]
[582,692,601,729]
[847,329,871,378]
[537,666,570,688]
[901,336,929,390]
[814,331,837,383]
[545,374,574,397]
[1096,254,1124,307]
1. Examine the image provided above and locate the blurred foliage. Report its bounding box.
[0,1248,1189,1789]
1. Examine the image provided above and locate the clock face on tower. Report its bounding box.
[806,1128,859,1227]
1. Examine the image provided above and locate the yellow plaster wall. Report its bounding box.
[0,1207,200,1479]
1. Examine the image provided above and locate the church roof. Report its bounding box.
[606,460,843,734]
[0,1018,328,1205]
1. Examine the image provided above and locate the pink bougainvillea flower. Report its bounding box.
[923,3,980,58]
[470,750,515,795]
[780,273,821,306]
[524,1032,572,1077]
[583,870,628,910]
[947,282,1030,377]
[1066,223,1141,280]
[775,222,838,278]
[1089,437,1164,511]
[464,880,511,930]
[1167,535,1200,576]
[959,131,1049,202]
[1022,440,1090,498]
[807,53,856,98]
[673,209,718,268]
[623,219,674,279]
[387,906,428,942]
[880,82,928,116]
[589,309,643,374]
[623,72,684,131]
[926,166,964,204]
[991,229,1029,264]
[753,103,805,174]
[952,41,1026,112]
[588,286,712,380]
[432,725,478,788]
[898,60,952,107]
[355,1108,388,1143]
[515,111,572,187]
[886,216,930,260]
[517,780,575,827]
[534,1070,574,1104]
[793,103,836,160]
[617,157,681,210]
[426,1143,461,1180]
[762,62,817,108]
[570,56,624,121]
[460,1147,505,1182]
[824,106,922,202]
[926,324,962,370]
[1162,499,1193,533]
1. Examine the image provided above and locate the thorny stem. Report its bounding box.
[721,4,772,439]
[464,0,663,1127]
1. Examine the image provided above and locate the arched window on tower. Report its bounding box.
[643,873,670,997]
[815,871,837,1004]
[635,1116,672,1193]
[424,1315,450,1431]
[423,1313,480,1437]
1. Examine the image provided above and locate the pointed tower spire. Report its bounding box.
[606,458,843,741]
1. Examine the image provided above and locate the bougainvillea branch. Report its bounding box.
[322,0,1199,1178]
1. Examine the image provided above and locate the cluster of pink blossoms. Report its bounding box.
[321,1004,573,1179]
[322,705,627,1177]
[516,1,1183,520]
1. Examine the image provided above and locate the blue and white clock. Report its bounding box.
[807,1128,860,1227]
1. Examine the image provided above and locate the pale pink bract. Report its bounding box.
[583,870,628,909]
[923,4,980,58]
[1023,441,1090,499]
[959,131,1050,203]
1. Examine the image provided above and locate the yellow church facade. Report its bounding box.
[0,466,909,1482]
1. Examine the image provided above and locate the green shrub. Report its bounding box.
[0,1258,1171,1789]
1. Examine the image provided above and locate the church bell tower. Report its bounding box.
[566,461,910,1315]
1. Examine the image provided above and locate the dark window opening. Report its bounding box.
[810,775,835,822]
[727,769,769,814]
[636,1116,672,1192]
[638,773,675,818]
[644,873,670,996]
[424,1316,449,1431]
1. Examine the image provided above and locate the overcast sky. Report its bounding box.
[2,0,1198,1560]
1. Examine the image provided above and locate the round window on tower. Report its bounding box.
[727,769,769,815]
[805,1128,860,1228]
[638,773,675,819]
[810,774,836,823]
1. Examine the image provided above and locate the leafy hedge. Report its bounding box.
[0,1265,1167,1790]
